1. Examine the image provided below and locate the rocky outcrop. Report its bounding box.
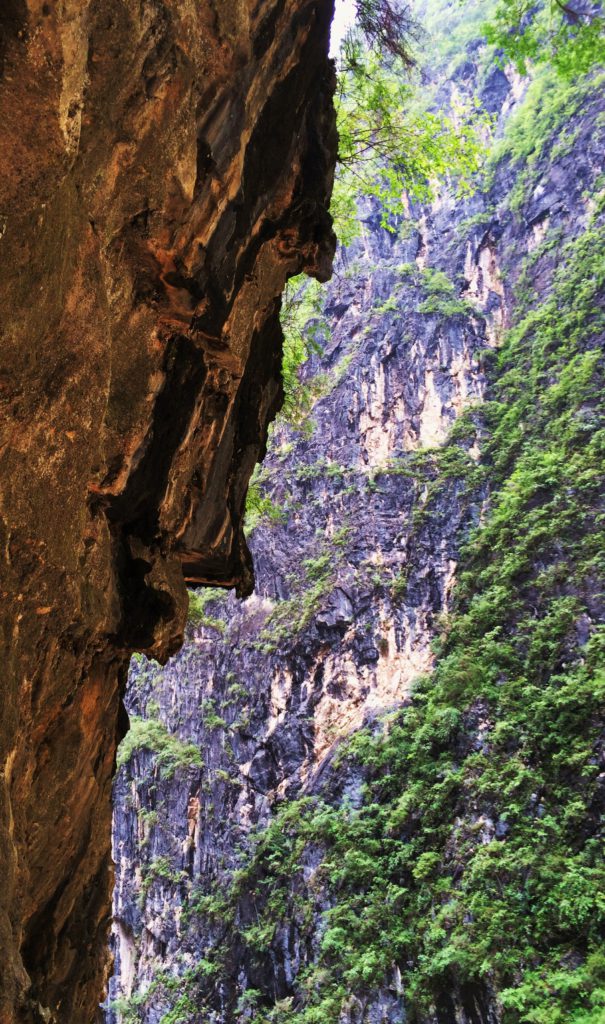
[106,204,496,1022]
[0,2,336,1021]
[106,213,492,1020]
[107,10,605,1023]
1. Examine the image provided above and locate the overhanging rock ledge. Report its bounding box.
[0,1,336,1020]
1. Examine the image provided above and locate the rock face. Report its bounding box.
[0,2,336,1021]
[107,7,605,1022]
[107,222,490,1020]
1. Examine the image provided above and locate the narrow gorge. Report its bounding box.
[108,5,605,1023]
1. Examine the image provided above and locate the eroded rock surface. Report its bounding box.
[0,2,336,1021]
[107,194,494,1024]
[107,15,605,1024]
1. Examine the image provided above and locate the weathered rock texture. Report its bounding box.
[0,2,336,1021]
[107,9,605,1023]
[107,210,495,1022]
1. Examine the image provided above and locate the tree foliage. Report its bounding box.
[483,0,604,78]
[332,5,486,240]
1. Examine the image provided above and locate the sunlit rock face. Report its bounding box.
[0,2,336,1021]
[107,16,605,1023]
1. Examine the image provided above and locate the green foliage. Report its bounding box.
[372,293,401,315]
[333,41,485,237]
[489,66,604,212]
[140,856,187,902]
[138,807,159,829]
[423,0,499,73]
[187,587,228,631]
[416,265,476,316]
[117,716,203,778]
[200,698,227,731]
[293,457,354,484]
[245,471,288,535]
[483,0,604,78]
[279,274,328,426]
[390,567,408,600]
[418,295,475,316]
[113,963,218,1024]
[420,267,456,294]
[109,990,148,1024]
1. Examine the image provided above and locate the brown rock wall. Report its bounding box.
[0,1,336,1019]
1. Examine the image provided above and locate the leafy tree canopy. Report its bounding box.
[483,0,604,78]
[332,0,604,244]
[332,1,486,241]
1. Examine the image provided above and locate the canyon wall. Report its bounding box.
[0,2,336,1021]
[108,6,605,1022]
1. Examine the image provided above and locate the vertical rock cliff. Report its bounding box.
[109,4,605,1023]
[0,2,336,1021]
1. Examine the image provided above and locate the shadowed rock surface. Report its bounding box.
[0,2,336,1021]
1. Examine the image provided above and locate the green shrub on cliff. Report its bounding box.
[117,716,202,778]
